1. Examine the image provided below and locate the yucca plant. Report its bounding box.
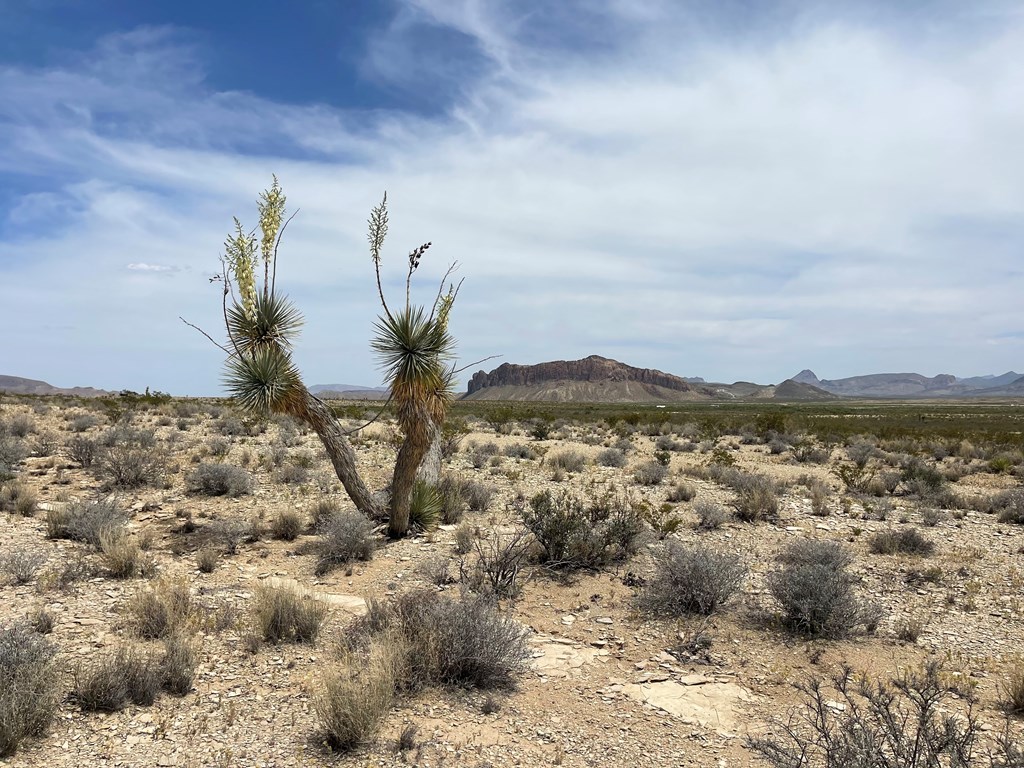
[209,179,459,537]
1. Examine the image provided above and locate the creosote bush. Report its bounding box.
[640,542,746,616]
[523,490,644,570]
[186,462,254,497]
[251,583,327,644]
[0,625,61,757]
[768,540,880,639]
[749,661,1023,768]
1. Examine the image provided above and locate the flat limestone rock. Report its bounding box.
[531,634,609,679]
[622,678,755,735]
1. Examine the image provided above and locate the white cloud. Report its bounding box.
[1,3,1023,394]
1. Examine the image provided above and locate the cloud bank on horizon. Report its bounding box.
[1,0,1022,396]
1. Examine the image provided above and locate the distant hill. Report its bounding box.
[309,383,388,400]
[793,369,1024,398]
[463,356,835,403]
[0,375,108,397]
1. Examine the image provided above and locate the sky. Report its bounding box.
[1,0,1022,396]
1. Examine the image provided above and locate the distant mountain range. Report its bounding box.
[463,356,832,402]
[0,375,108,397]
[792,369,1024,398]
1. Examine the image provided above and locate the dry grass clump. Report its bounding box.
[666,481,696,502]
[436,475,468,524]
[548,449,587,473]
[732,474,780,522]
[1003,664,1024,718]
[98,531,147,579]
[186,462,254,497]
[596,448,627,468]
[46,498,128,547]
[74,645,160,711]
[868,527,936,556]
[315,641,400,752]
[159,632,198,696]
[768,540,881,639]
[271,509,304,541]
[314,510,376,576]
[127,580,194,639]
[640,542,747,616]
[0,625,61,757]
[0,433,27,479]
[0,480,37,516]
[348,589,530,692]
[196,547,219,573]
[694,500,727,530]
[251,583,327,644]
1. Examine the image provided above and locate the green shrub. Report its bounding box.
[408,480,440,531]
[523,490,644,570]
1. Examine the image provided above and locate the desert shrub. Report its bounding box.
[436,475,467,524]
[4,414,34,439]
[251,583,327,644]
[0,433,27,477]
[694,500,727,530]
[993,489,1024,525]
[311,497,343,530]
[453,523,475,555]
[920,508,944,527]
[69,414,100,433]
[209,518,254,554]
[127,580,193,639]
[97,433,164,489]
[654,435,684,452]
[350,589,529,691]
[768,540,880,639]
[666,481,696,502]
[732,475,779,522]
[548,449,586,473]
[633,460,668,486]
[416,555,456,586]
[808,481,830,517]
[28,608,54,635]
[99,531,144,579]
[186,463,253,497]
[461,528,534,598]
[66,436,100,468]
[274,463,309,485]
[502,443,537,460]
[314,511,376,576]
[748,661,1013,768]
[0,625,61,757]
[0,480,36,516]
[271,509,304,541]
[868,528,935,556]
[159,633,197,696]
[596,448,627,468]
[74,646,160,711]
[46,498,128,547]
[523,490,644,570]
[206,437,231,458]
[315,641,398,752]
[640,542,746,616]
[462,480,495,512]
[0,550,46,586]
[846,439,877,469]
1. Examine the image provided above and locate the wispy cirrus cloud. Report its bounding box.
[1,2,1023,394]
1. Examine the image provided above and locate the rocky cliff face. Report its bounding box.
[467,355,697,395]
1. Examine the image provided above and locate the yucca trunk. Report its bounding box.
[414,423,442,486]
[299,391,386,521]
[388,417,433,538]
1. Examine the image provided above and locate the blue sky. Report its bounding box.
[1,0,1022,396]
